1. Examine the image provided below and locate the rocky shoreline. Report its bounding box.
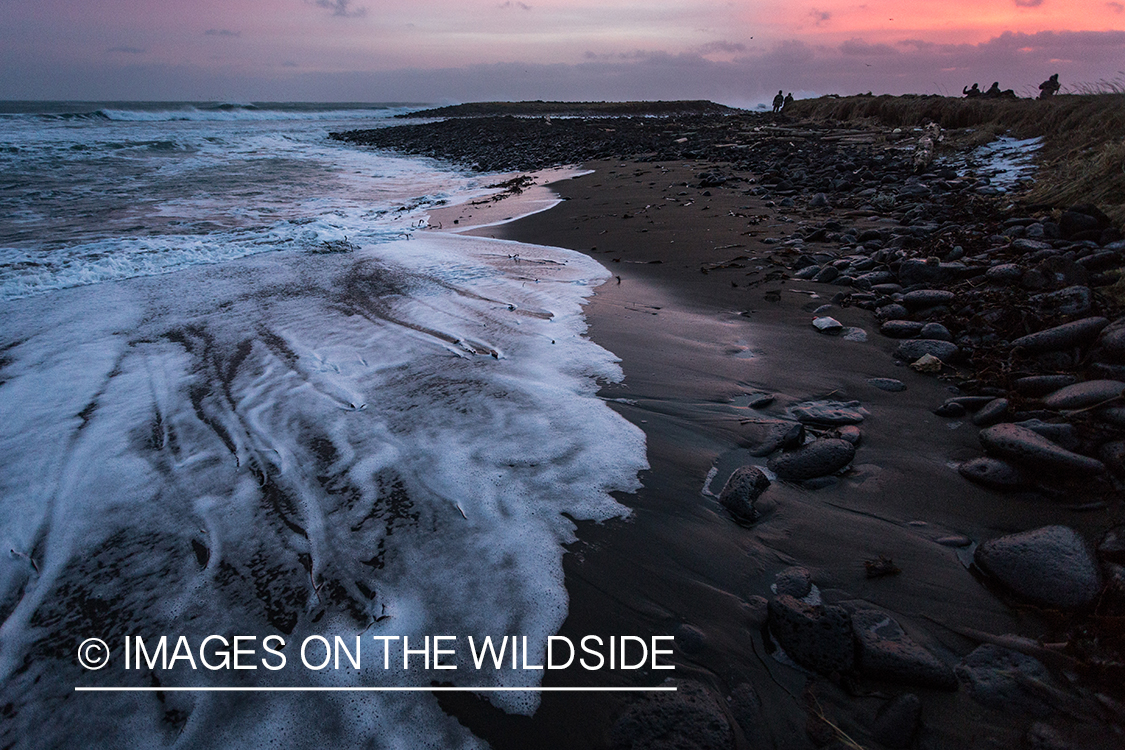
[336,106,1125,748]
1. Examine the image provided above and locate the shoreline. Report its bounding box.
[431,155,1125,747]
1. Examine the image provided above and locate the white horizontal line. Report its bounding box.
[75,686,676,693]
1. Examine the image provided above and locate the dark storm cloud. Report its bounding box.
[839,38,896,55]
[809,9,832,26]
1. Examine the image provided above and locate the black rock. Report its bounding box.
[718,466,770,521]
[902,289,954,309]
[851,610,958,689]
[867,377,907,392]
[957,644,1055,713]
[1041,379,1125,409]
[971,397,1009,426]
[880,320,925,338]
[773,566,813,598]
[768,438,856,481]
[610,680,733,750]
[1010,317,1109,354]
[974,525,1102,609]
[893,339,959,362]
[767,595,854,675]
[979,423,1105,476]
[958,457,1029,490]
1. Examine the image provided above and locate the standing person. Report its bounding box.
[1039,74,1061,98]
[772,90,784,113]
[783,92,794,111]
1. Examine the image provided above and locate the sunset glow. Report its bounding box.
[1,0,1122,104]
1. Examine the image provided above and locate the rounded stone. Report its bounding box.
[1013,374,1078,397]
[971,397,1009,426]
[919,322,952,341]
[974,525,1102,609]
[902,289,955,309]
[768,438,856,481]
[958,457,1029,491]
[767,595,854,675]
[894,339,960,363]
[1010,317,1109,354]
[773,566,812,598]
[979,423,1106,476]
[718,465,770,521]
[851,610,957,689]
[867,377,907,392]
[880,320,925,338]
[1041,379,1125,410]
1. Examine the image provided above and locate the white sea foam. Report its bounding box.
[0,233,647,747]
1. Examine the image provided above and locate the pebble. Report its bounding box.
[1012,419,1079,450]
[1030,285,1093,317]
[902,289,955,309]
[772,566,813,598]
[985,263,1023,284]
[974,525,1102,609]
[971,397,1009,426]
[851,610,958,689]
[893,339,959,362]
[978,423,1106,476]
[876,303,909,321]
[958,456,1029,490]
[956,644,1055,713]
[867,377,906,392]
[935,535,972,547]
[812,316,844,334]
[717,465,770,522]
[1041,379,1125,409]
[871,694,921,749]
[789,401,865,425]
[767,595,854,675]
[919,322,952,341]
[831,425,862,444]
[1010,316,1109,354]
[768,438,856,481]
[880,320,925,338]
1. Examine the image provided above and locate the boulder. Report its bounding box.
[767,595,854,675]
[974,525,1102,609]
[851,610,958,689]
[893,339,959,362]
[978,423,1105,476]
[717,465,770,522]
[1041,379,1125,409]
[957,644,1055,713]
[768,439,856,481]
[1010,317,1108,354]
[958,457,1029,490]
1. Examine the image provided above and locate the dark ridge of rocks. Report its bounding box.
[398,100,740,119]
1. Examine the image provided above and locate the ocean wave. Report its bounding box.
[0,234,646,748]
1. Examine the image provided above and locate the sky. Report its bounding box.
[1,0,1122,106]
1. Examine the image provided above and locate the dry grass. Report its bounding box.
[787,93,1125,224]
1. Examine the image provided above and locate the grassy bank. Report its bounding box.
[787,93,1125,223]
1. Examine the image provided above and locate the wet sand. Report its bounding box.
[429,161,1122,748]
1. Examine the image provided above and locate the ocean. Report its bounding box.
[0,103,647,747]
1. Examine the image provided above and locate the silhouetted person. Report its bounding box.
[982,82,1017,99]
[1039,73,1060,98]
[772,90,784,113]
[963,83,981,98]
[783,92,794,111]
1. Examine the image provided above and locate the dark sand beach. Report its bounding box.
[370,112,1125,748]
